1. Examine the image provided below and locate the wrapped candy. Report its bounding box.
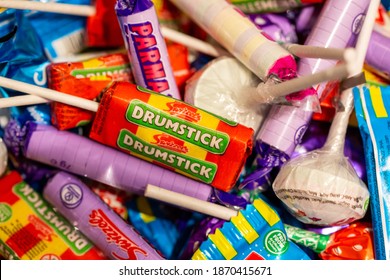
[0,171,106,260]
[285,223,374,260]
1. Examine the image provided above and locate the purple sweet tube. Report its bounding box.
[115,0,180,99]
[365,29,390,79]
[256,0,371,157]
[43,171,164,260]
[23,123,212,201]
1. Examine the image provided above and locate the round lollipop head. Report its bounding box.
[272,149,370,226]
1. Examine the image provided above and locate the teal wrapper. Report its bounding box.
[354,85,390,260]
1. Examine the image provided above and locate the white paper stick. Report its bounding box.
[284,44,352,61]
[160,26,229,57]
[145,184,238,221]
[0,0,95,17]
[0,76,99,112]
[0,95,48,108]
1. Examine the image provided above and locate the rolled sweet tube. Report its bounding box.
[43,171,164,260]
[23,122,213,202]
[169,0,297,82]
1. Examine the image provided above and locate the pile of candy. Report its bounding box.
[0,0,389,260]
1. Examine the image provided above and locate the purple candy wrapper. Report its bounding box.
[43,171,164,260]
[248,13,298,44]
[23,122,213,201]
[115,0,181,99]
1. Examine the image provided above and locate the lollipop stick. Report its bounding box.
[0,76,99,112]
[284,44,352,61]
[145,184,238,221]
[0,0,95,17]
[0,95,48,108]
[160,26,229,57]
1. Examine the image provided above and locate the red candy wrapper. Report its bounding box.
[47,53,132,130]
[86,0,124,48]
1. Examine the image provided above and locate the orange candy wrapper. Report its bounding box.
[47,53,132,130]
[0,171,106,260]
[89,81,254,191]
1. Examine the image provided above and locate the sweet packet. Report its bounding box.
[354,84,390,260]
[0,171,106,260]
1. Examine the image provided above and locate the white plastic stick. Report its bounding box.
[160,26,229,57]
[0,95,48,108]
[0,76,99,112]
[0,0,95,17]
[284,44,352,61]
[145,184,238,221]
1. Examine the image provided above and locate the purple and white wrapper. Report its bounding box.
[43,171,164,260]
[115,0,180,99]
[22,123,212,201]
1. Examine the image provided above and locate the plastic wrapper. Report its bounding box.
[115,0,181,99]
[0,171,106,260]
[47,53,133,130]
[127,196,202,259]
[273,87,370,226]
[247,13,298,44]
[228,0,324,13]
[192,198,311,260]
[89,81,254,191]
[43,171,164,260]
[26,0,89,60]
[354,85,390,260]
[184,56,270,133]
[285,222,374,260]
[86,0,124,48]
[0,9,51,122]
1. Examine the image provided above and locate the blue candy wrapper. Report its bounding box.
[0,10,51,124]
[26,0,89,60]
[354,85,390,260]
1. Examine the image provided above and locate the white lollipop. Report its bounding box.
[272,89,370,226]
[184,56,270,133]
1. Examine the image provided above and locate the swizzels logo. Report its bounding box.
[89,209,147,260]
[165,101,201,122]
[152,133,189,153]
[124,21,170,94]
[28,215,54,242]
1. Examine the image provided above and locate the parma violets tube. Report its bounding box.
[43,171,164,260]
[115,0,181,99]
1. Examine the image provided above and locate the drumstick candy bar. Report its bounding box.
[115,0,181,99]
[0,171,106,260]
[89,82,254,191]
[43,171,164,260]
